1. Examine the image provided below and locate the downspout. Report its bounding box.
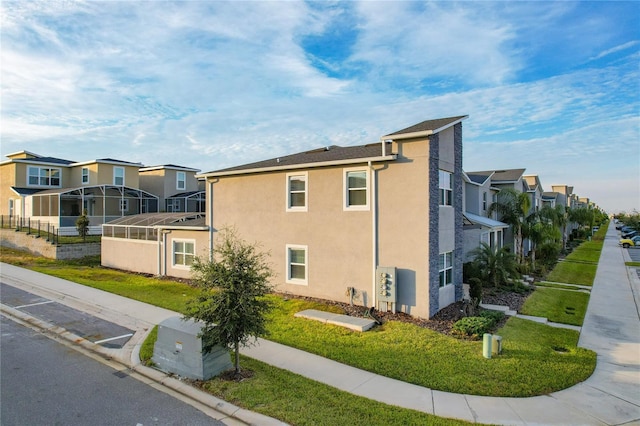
[157,227,162,276]
[207,179,216,260]
[370,160,377,310]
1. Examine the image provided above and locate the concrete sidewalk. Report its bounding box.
[1,223,639,425]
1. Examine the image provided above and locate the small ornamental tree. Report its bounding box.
[75,209,90,241]
[185,228,274,376]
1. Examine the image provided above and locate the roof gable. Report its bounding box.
[383,115,467,139]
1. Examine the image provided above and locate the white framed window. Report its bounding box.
[173,240,195,268]
[482,192,487,211]
[439,251,453,287]
[82,167,89,184]
[286,244,308,285]
[8,199,14,217]
[177,171,186,191]
[114,167,125,186]
[439,170,452,206]
[286,172,307,212]
[344,167,369,210]
[27,166,61,187]
[119,199,129,212]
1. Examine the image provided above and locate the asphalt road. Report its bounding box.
[627,246,640,262]
[0,316,224,426]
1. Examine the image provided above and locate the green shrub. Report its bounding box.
[452,316,493,338]
[479,310,504,325]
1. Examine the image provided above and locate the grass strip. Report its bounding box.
[520,287,589,326]
[626,262,640,267]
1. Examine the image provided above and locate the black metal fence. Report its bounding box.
[1,215,60,245]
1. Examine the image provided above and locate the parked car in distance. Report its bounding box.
[616,223,625,230]
[620,235,640,248]
[622,230,639,239]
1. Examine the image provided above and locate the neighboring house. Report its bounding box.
[466,168,529,255]
[462,171,508,262]
[192,115,467,319]
[0,151,158,232]
[139,165,205,213]
[523,174,544,213]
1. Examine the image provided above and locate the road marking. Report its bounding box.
[94,333,134,344]
[14,300,55,309]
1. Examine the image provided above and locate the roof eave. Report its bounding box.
[197,154,397,179]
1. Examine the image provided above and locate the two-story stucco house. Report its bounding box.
[0,151,158,232]
[193,115,467,319]
[139,164,205,213]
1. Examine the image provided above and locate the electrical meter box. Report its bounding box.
[376,266,397,312]
[152,316,232,380]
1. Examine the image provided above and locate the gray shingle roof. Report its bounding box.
[466,172,492,185]
[470,168,526,183]
[23,156,74,165]
[205,142,392,174]
[384,116,467,137]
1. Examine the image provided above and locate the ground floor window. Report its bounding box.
[439,251,453,287]
[173,240,195,267]
[286,244,308,284]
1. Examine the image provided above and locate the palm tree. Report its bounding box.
[487,188,531,264]
[524,209,562,268]
[470,243,519,288]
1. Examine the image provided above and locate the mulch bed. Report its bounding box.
[284,286,532,336]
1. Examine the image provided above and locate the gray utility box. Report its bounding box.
[152,316,232,380]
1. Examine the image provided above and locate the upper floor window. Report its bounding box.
[28,166,61,187]
[344,168,369,210]
[482,192,487,211]
[177,171,186,191]
[119,199,129,212]
[439,251,453,287]
[113,167,125,186]
[286,173,307,212]
[82,167,89,184]
[439,170,452,206]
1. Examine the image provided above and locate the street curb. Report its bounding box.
[0,303,287,426]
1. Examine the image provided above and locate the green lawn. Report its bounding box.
[626,262,640,267]
[545,238,603,286]
[520,287,589,326]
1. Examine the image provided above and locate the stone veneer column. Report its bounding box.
[428,133,440,318]
[454,123,464,301]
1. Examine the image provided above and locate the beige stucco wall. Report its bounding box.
[0,163,17,217]
[95,164,140,187]
[140,169,201,208]
[101,237,159,275]
[210,166,375,307]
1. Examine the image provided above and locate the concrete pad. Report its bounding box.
[515,314,547,324]
[480,303,510,312]
[432,391,475,422]
[294,309,376,331]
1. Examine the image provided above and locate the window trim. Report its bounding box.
[286,172,308,212]
[176,171,186,191]
[113,167,125,186]
[172,239,196,269]
[286,244,308,285]
[82,167,90,185]
[27,166,62,188]
[439,251,453,287]
[482,192,487,211]
[343,167,370,211]
[439,170,453,206]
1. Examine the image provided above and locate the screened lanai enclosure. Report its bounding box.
[28,185,159,230]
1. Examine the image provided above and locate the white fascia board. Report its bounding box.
[5,150,41,158]
[154,225,209,231]
[72,159,143,168]
[140,165,200,173]
[196,155,397,179]
[9,159,71,168]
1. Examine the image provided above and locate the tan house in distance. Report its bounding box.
[198,115,467,318]
[0,150,158,231]
[139,164,205,213]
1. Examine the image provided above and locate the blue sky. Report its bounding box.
[1,1,638,213]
